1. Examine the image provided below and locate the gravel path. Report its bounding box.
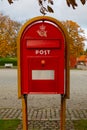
[0,69,87,130]
[0,69,87,110]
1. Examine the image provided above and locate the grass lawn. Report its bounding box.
[0,119,20,130]
[73,120,87,130]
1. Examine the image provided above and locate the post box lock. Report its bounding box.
[41,60,45,66]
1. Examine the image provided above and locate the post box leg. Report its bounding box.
[22,94,28,130]
[60,94,66,130]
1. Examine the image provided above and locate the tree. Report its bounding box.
[5,0,87,15]
[62,20,87,68]
[62,20,86,57]
[0,13,21,57]
[38,0,87,14]
[84,48,87,55]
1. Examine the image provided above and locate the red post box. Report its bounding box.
[18,16,70,97]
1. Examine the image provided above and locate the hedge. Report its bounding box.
[0,58,17,66]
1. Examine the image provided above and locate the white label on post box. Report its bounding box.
[32,70,54,80]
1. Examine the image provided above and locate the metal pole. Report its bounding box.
[60,94,66,130]
[22,94,28,130]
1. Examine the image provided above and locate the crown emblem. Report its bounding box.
[37,24,47,37]
[40,25,46,30]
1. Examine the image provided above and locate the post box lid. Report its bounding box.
[21,22,65,43]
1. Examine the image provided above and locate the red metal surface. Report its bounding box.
[26,39,61,48]
[20,21,65,94]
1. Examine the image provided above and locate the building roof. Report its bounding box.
[77,55,87,62]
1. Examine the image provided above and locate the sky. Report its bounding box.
[0,0,87,48]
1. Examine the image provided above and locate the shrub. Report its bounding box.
[0,58,17,66]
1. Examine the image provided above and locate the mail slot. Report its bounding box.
[27,39,60,48]
[18,16,70,97]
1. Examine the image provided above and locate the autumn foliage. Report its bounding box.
[62,20,86,57]
[0,13,86,61]
[6,0,87,15]
[38,0,87,14]
[0,13,21,57]
[62,20,87,68]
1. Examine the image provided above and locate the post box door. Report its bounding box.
[28,56,64,94]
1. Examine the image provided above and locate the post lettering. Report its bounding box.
[35,50,51,55]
